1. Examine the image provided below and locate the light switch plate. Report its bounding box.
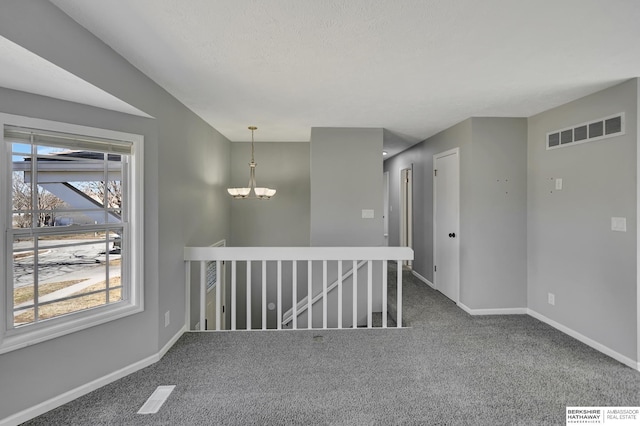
[611,217,627,232]
[362,209,374,219]
[555,178,563,190]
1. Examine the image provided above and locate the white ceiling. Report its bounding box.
[13,1,640,154]
[0,35,149,118]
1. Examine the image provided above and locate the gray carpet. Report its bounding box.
[23,270,640,425]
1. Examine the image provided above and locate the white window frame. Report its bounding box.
[0,113,144,354]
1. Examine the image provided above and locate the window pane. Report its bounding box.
[23,291,118,322]
[107,156,124,221]
[108,229,122,253]
[37,233,108,280]
[14,308,35,327]
[12,212,32,229]
[548,133,560,147]
[107,229,123,303]
[36,185,68,227]
[11,231,126,326]
[12,160,32,229]
[11,143,31,155]
[13,237,34,326]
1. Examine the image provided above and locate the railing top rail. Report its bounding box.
[184,246,414,262]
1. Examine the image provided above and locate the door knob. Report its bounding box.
[448,232,456,238]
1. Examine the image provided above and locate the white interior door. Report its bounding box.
[400,168,413,268]
[434,149,459,303]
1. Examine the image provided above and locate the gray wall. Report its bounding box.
[466,118,528,309]
[310,127,385,247]
[230,142,310,247]
[309,128,385,326]
[527,79,637,360]
[384,118,528,310]
[0,0,231,419]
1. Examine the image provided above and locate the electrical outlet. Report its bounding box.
[164,311,170,327]
[548,293,555,306]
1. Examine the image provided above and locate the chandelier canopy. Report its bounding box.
[227,126,276,200]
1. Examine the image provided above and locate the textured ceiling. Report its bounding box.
[21,1,640,154]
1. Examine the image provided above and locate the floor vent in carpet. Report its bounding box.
[137,385,176,414]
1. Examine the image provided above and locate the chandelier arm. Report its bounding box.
[250,126,256,163]
[249,162,257,189]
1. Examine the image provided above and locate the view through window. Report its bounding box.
[7,126,131,328]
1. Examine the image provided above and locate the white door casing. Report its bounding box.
[434,148,460,303]
[400,168,413,268]
[384,171,389,245]
[206,240,226,330]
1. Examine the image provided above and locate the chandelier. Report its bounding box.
[227,126,276,199]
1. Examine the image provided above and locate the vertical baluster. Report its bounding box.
[292,261,297,330]
[200,261,206,331]
[262,261,267,330]
[246,261,252,330]
[277,260,282,330]
[397,260,403,328]
[337,260,343,329]
[367,260,372,328]
[216,260,221,331]
[231,261,237,331]
[185,261,191,330]
[307,260,312,329]
[352,260,358,328]
[351,260,358,328]
[322,260,327,328]
[382,260,388,328]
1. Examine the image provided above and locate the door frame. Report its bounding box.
[400,167,413,268]
[433,148,460,303]
[383,171,390,246]
[206,239,226,330]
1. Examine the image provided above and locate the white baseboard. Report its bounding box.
[1,326,185,426]
[527,309,638,371]
[458,303,528,316]
[411,270,435,289]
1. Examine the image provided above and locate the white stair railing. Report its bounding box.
[184,246,414,331]
[281,260,367,327]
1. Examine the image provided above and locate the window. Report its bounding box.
[0,114,143,353]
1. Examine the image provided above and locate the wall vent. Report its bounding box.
[546,113,624,150]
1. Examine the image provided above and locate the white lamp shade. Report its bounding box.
[254,187,276,198]
[227,187,251,197]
